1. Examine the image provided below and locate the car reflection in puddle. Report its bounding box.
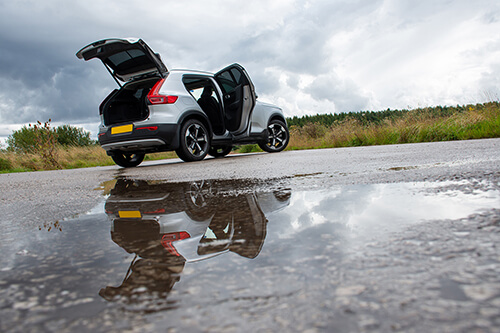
[99,178,291,304]
[2,178,500,331]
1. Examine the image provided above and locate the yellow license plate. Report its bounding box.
[111,124,133,134]
[118,211,142,218]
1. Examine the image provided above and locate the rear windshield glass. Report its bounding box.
[105,50,151,75]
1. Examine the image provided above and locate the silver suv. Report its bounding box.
[76,38,289,167]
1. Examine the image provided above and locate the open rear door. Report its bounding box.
[214,64,256,135]
[76,38,167,84]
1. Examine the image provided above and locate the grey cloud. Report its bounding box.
[247,68,281,96]
[286,75,300,90]
[0,14,117,124]
[316,185,377,221]
[0,60,114,124]
[229,0,383,76]
[0,39,64,88]
[305,73,371,112]
[478,63,500,101]
[0,0,499,129]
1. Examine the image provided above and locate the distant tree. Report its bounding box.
[55,125,95,147]
[6,125,38,153]
[7,122,96,153]
[286,108,411,128]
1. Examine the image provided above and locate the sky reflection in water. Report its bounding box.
[276,181,500,243]
[1,178,499,328]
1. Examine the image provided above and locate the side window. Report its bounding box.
[218,71,233,82]
[217,71,237,95]
[182,76,222,105]
[230,68,242,84]
[189,87,204,100]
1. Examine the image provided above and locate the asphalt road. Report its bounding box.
[1,138,500,332]
[2,138,499,229]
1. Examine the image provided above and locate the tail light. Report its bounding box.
[161,232,190,256]
[135,126,158,131]
[147,79,178,104]
[143,208,165,214]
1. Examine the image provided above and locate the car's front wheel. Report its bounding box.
[184,180,216,221]
[176,119,211,162]
[111,152,145,168]
[258,119,289,153]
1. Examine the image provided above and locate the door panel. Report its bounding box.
[223,84,244,132]
[214,64,256,135]
[76,38,167,83]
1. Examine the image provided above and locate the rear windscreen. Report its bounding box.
[105,49,151,75]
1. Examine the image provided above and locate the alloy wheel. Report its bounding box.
[259,120,289,152]
[185,123,208,157]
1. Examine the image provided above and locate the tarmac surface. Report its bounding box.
[1,138,499,332]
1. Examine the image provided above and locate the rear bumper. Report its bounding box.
[98,123,179,154]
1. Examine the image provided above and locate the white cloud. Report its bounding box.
[323,0,500,109]
[0,0,499,129]
[272,181,500,242]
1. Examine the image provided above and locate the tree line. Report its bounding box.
[285,103,497,127]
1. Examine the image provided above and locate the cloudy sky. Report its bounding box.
[1,0,499,142]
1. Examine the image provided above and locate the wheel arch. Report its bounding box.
[268,113,287,126]
[259,114,289,153]
[175,111,212,162]
[177,110,213,138]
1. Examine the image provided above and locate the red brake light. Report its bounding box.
[161,232,190,256]
[135,126,158,131]
[143,208,165,214]
[147,79,178,105]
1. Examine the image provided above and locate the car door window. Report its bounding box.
[217,71,237,95]
[214,64,256,135]
[230,68,242,84]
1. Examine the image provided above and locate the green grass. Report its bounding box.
[1,102,499,173]
[286,102,500,150]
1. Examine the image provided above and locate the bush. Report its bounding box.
[286,102,500,150]
[31,120,61,169]
[0,157,12,171]
[56,125,96,147]
[7,122,95,153]
[301,122,327,139]
[6,126,38,153]
[238,144,262,153]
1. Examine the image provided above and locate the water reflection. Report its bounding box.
[100,178,291,303]
[277,181,500,242]
[2,177,499,330]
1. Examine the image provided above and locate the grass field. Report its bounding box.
[0,148,177,173]
[1,101,499,173]
[286,102,500,150]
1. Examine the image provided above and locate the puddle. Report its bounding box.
[282,180,500,243]
[1,178,499,330]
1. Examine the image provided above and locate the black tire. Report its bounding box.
[208,145,232,158]
[176,119,210,162]
[111,152,145,168]
[184,180,216,221]
[258,119,289,152]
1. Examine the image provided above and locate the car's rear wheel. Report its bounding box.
[176,119,210,162]
[258,119,289,153]
[111,152,145,167]
[208,145,232,158]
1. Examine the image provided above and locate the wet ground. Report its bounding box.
[1,174,500,332]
